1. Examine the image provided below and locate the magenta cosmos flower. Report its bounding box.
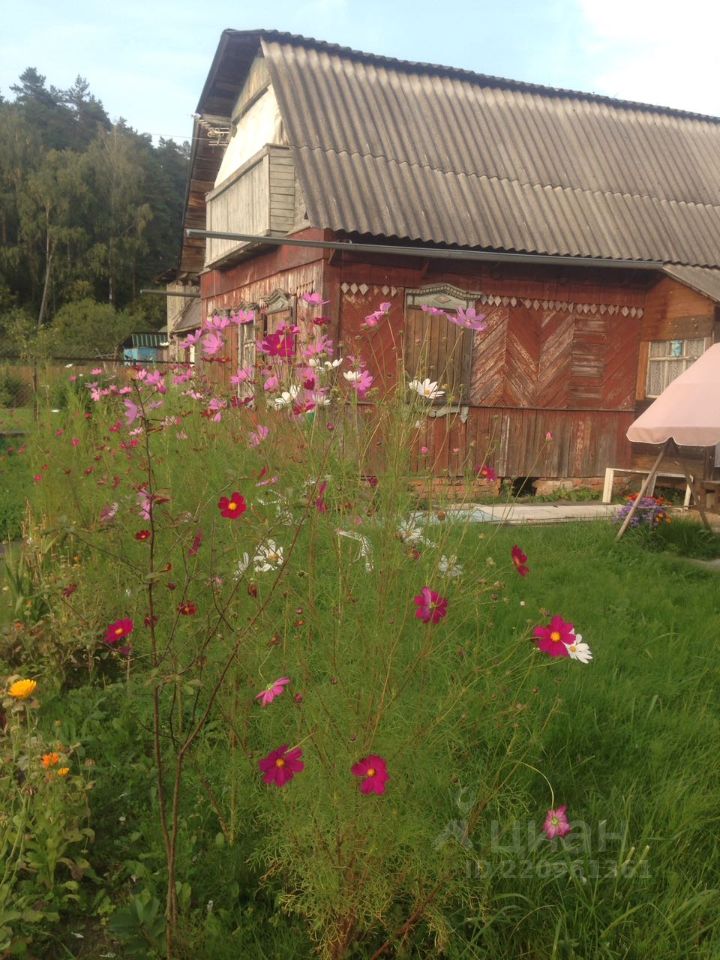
[218,492,247,519]
[511,544,529,576]
[414,587,448,624]
[258,744,304,787]
[255,677,291,707]
[533,615,574,657]
[352,755,390,795]
[105,618,134,646]
[543,805,572,839]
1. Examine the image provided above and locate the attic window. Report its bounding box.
[646,337,709,398]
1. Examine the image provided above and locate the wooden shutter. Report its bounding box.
[404,285,479,403]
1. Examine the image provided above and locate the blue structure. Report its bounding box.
[121,332,169,364]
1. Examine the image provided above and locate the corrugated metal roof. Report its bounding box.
[260,36,720,266]
[185,30,720,271]
[662,265,720,303]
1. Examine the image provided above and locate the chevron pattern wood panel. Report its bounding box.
[535,309,574,408]
[469,305,508,405]
[502,306,540,405]
[601,315,641,409]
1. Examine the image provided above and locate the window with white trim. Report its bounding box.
[646,338,710,398]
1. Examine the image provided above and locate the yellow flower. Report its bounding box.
[42,753,60,768]
[57,767,70,777]
[8,679,37,700]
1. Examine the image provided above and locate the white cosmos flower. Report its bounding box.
[564,633,593,663]
[336,529,374,571]
[233,552,250,579]
[272,386,300,409]
[323,358,343,370]
[409,378,444,400]
[253,540,285,572]
[438,554,463,577]
[343,370,363,382]
[397,519,424,544]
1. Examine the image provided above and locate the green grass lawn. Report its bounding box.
[449,520,720,960]
[23,519,716,960]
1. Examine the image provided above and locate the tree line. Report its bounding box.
[0,68,189,357]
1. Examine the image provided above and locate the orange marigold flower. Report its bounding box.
[57,767,70,777]
[42,752,61,768]
[8,678,37,700]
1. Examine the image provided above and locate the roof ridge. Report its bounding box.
[233,28,720,125]
[292,142,720,215]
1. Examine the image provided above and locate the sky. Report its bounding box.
[1,0,719,143]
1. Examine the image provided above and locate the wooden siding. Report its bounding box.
[336,263,646,478]
[205,145,296,267]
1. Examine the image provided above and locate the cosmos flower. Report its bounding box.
[249,425,270,447]
[438,555,463,578]
[178,601,197,616]
[351,755,389,795]
[301,292,329,306]
[449,306,487,331]
[104,619,134,646]
[218,492,247,519]
[543,805,572,839]
[409,378,444,400]
[253,540,285,572]
[414,587,448,624]
[511,545,529,576]
[258,744,304,786]
[255,677,291,706]
[476,463,497,482]
[533,615,574,657]
[564,634,593,663]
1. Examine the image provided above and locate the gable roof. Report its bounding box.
[184,29,720,272]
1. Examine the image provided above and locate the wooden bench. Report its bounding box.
[602,467,693,506]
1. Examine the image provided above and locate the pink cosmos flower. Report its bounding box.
[421,305,448,317]
[205,313,231,331]
[301,292,329,306]
[91,367,103,375]
[351,755,390,795]
[543,805,572,839]
[449,307,487,331]
[105,618,134,646]
[71,438,80,448]
[255,676,291,706]
[145,370,167,394]
[353,369,374,397]
[229,309,255,325]
[189,531,203,557]
[201,331,224,357]
[263,375,280,392]
[249,425,270,447]
[258,332,295,358]
[414,587,448,624]
[230,366,254,385]
[476,463,497,482]
[124,399,140,426]
[511,545,529,576]
[100,502,119,524]
[181,330,202,349]
[533,615,574,657]
[258,744,304,786]
[314,480,328,513]
[218,492,247,519]
[545,431,553,441]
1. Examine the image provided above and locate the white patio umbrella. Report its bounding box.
[617,344,720,538]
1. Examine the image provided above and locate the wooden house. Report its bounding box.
[176,29,720,491]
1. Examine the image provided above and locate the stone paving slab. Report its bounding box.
[417,503,618,526]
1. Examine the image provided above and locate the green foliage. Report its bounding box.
[0,677,95,954]
[0,69,189,327]
[48,298,138,357]
[4,373,720,959]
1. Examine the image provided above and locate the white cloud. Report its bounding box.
[577,0,720,115]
